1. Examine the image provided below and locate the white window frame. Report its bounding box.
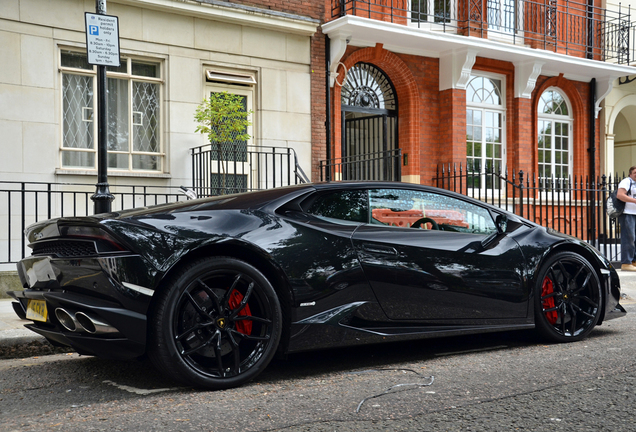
[487,0,525,43]
[537,87,573,194]
[466,72,507,195]
[408,0,457,31]
[59,48,164,174]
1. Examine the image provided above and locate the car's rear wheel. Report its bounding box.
[534,252,602,342]
[149,257,282,389]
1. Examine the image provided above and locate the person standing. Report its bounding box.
[617,166,636,271]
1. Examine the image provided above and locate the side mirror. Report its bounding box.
[496,214,508,234]
[480,214,508,250]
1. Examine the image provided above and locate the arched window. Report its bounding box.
[537,88,572,190]
[466,74,506,190]
[341,63,396,110]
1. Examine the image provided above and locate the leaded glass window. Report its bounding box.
[60,50,162,172]
[62,74,94,168]
[132,82,160,170]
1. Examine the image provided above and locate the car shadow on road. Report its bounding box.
[259,324,625,385]
[260,329,539,383]
[17,323,624,394]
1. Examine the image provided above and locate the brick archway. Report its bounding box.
[334,45,421,182]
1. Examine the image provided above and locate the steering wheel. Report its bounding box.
[411,217,439,230]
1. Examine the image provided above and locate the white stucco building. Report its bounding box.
[0,0,320,267]
[1,0,318,185]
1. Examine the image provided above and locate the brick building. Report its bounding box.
[320,0,636,190]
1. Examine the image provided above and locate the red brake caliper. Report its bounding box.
[228,289,252,335]
[541,277,558,325]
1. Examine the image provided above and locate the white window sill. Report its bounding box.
[55,169,172,179]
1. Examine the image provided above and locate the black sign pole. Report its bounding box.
[91,0,114,214]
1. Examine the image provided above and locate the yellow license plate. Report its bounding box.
[26,299,48,322]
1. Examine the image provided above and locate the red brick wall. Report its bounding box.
[310,29,327,182]
[437,89,466,172]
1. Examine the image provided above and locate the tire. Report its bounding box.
[149,257,282,389]
[534,251,602,343]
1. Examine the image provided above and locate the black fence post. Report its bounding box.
[600,174,609,259]
[518,170,524,219]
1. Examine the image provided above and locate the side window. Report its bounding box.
[369,188,497,235]
[306,190,368,223]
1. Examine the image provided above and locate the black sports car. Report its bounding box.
[10,182,626,389]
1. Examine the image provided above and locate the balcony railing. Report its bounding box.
[190,143,309,197]
[330,0,634,64]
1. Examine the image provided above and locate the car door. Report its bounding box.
[351,187,527,321]
[275,188,376,318]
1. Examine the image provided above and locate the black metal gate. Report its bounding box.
[336,62,400,182]
[342,111,398,180]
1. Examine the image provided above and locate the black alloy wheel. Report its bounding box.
[534,251,602,342]
[149,257,282,389]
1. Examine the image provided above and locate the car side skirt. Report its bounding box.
[287,322,535,353]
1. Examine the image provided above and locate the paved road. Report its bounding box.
[1,303,634,431]
[1,271,635,431]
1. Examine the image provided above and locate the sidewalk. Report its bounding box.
[0,298,46,349]
[1,271,635,356]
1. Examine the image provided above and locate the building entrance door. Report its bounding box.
[341,63,399,181]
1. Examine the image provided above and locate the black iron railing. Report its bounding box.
[1,166,627,265]
[190,144,309,197]
[330,0,634,64]
[0,181,189,264]
[319,148,402,181]
[434,163,624,263]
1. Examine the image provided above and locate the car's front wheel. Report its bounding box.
[534,251,602,342]
[149,257,282,389]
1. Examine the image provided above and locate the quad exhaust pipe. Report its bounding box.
[75,312,118,334]
[55,308,118,334]
[55,308,80,332]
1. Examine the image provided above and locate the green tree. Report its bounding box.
[194,92,253,193]
[194,92,252,144]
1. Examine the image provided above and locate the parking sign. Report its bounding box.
[85,13,120,67]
